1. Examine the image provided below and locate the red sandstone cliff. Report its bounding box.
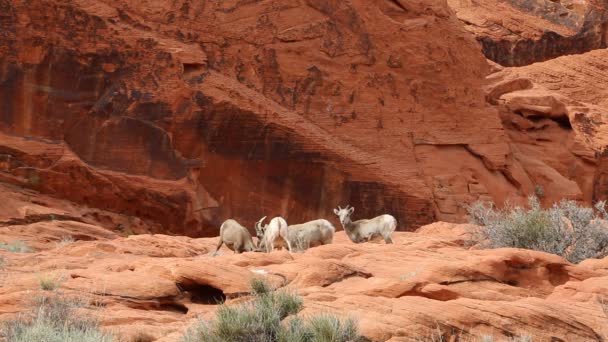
[3,1,608,341]
[0,0,607,236]
[448,0,608,66]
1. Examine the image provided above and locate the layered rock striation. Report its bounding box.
[448,0,608,66]
[0,0,607,236]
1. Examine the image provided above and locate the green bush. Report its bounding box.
[181,279,361,342]
[0,241,31,253]
[467,196,608,263]
[38,274,65,291]
[250,277,272,295]
[0,293,113,342]
[307,314,359,342]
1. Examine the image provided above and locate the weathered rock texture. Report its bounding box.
[0,0,505,235]
[0,0,607,238]
[448,0,608,66]
[2,214,608,342]
[486,48,608,205]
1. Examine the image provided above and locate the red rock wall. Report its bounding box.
[0,0,606,236]
[448,0,608,66]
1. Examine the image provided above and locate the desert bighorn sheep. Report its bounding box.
[255,216,288,252]
[280,219,335,252]
[214,219,256,255]
[333,205,396,244]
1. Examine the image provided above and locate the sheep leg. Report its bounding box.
[213,238,224,256]
[285,239,293,252]
[384,235,394,244]
[235,240,246,254]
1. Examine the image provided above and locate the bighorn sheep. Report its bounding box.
[280,219,335,252]
[255,216,289,252]
[333,205,396,244]
[214,219,256,255]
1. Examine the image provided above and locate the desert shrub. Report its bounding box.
[307,314,359,342]
[0,293,113,342]
[0,240,31,253]
[55,236,75,248]
[38,274,65,291]
[181,279,360,342]
[129,331,155,342]
[467,196,608,263]
[533,185,544,199]
[276,317,311,342]
[250,277,272,295]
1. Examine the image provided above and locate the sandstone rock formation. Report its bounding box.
[2,216,608,341]
[485,48,608,205]
[2,1,608,341]
[448,0,608,66]
[0,0,515,235]
[0,0,607,238]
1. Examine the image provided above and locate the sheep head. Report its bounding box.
[255,216,268,240]
[333,205,354,226]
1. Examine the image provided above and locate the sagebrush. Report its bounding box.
[181,279,362,342]
[0,293,113,342]
[467,196,608,263]
[0,240,31,253]
[38,274,65,291]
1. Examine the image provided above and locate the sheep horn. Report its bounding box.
[258,216,267,224]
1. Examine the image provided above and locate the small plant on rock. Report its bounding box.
[38,274,65,291]
[467,196,608,263]
[533,185,544,199]
[250,277,272,295]
[0,292,113,342]
[55,236,75,248]
[129,331,155,342]
[0,240,31,253]
[181,278,362,342]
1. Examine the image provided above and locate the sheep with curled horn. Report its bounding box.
[213,219,256,255]
[333,205,396,244]
[255,216,288,252]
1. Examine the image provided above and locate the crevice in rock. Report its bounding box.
[122,298,189,314]
[512,110,572,131]
[177,282,226,305]
[320,271,373,288]
[438,276,504,286]
[159,302,189,314]
[183,63,205,77]
[387,0,408,12]
[553,115,573,130]
[479,33,608,67]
